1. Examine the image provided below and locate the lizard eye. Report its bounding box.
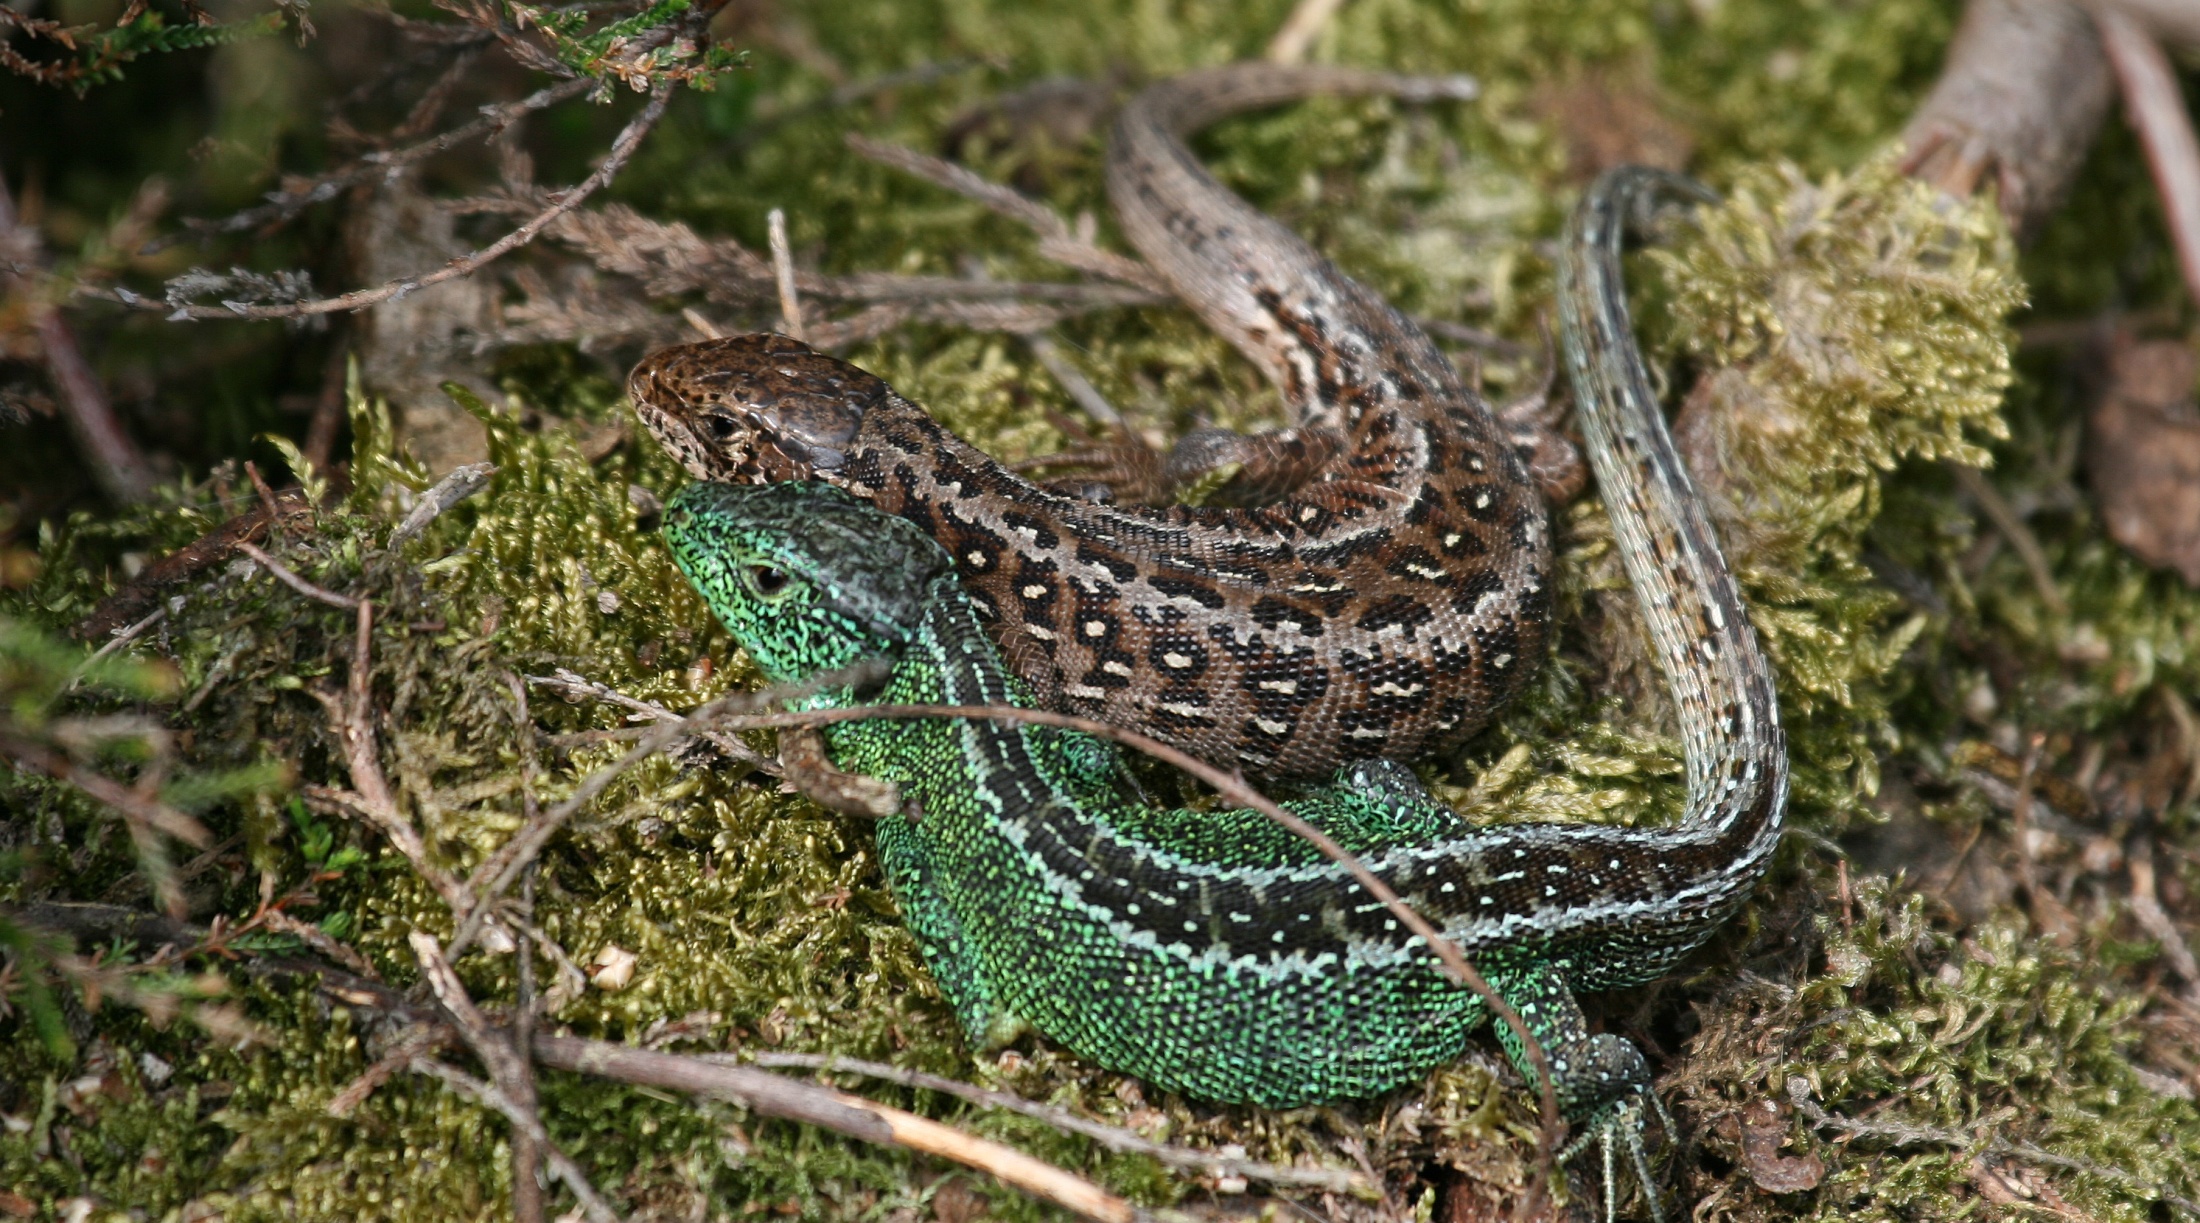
[748,565,792,598]
[705,411,739,442]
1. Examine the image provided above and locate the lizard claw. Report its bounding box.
[1559,1088,1671,1223]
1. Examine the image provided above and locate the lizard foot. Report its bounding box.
[1559,1084,1672,1223]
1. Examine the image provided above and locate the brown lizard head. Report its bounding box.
[628,333,891,483]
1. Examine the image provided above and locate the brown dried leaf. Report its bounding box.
[1531,71,1694,183]
[2087,335,2200,586]
[1737,1097,1826,1194]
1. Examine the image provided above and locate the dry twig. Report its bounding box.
[141,83,673,322]
[2095,3,2200,307]
[164,76,598,246]
[303,601,468,911]
[532,1036,1166,1223]
[767,206,806,342]
[1950,463,2069,616]
[0,160,155,501]
[748,1050,1370,1194]
[410,931,607,1222]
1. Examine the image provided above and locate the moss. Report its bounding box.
[1675,883,2200,1222]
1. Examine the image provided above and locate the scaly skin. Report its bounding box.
[660,169,1786,1218]
[632,64,1550,781]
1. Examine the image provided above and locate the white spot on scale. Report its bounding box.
[1254,718,1291,735]
[1475,492,1491,509]
[1163,652,1193,669]
[966,551,988,568]
[1027,625,1056,641]
[1022,584,1048,599]
[1258,679,1298,694]
[1084,620,1108,637]
[1102,660,1133,677]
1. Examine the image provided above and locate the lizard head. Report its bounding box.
[662,480,949,684]
[629,334,891,483]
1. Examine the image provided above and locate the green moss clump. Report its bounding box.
[1676,883,2200,1222]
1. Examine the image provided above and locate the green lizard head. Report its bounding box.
[662,481,948,683]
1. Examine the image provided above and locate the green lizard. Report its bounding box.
[660,168,1786,1219]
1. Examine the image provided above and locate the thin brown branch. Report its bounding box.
[1265,0,1348,63]
[843,133,1173,294]
[747,1050,1369,1194]
[2129,836,2200,1005]
[0,160,156,502]
[165,76,598,247]
[69,607,167,688]
[0,732,210,917]
[235,541,360,610]
[147,83,672,322]
[2095,2,2200,307]
[16,901,1304,1221]
[526,668,779,774]
[410,930,575,1223]
[1950,463,2069,616]
[0,735,207,848]
[513,857,546,1223]
[1023,333,1125,427]
[329,1025,449,1117]
[304,602,468,911]
[767,206,806,342]
[531,1035,1158,1223]
[412,1060,625,1223]
[72,483,321,641]
[304,331,352,472]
